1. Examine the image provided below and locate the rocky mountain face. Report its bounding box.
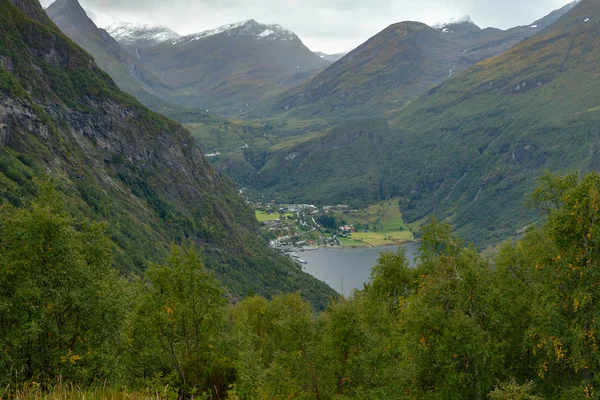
[120,19,331,115]
[249,0,600,247]
[0,0,334,307]
[252,4,579,122]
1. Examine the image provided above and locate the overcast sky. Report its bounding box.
[40,0,572,53]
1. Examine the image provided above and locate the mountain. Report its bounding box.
[105,22,181,50]
[125,19,331,115]
[0,0,334,306]
[44,0,187,113]
[249,0,600,247]
[191,5,580,196]
[252,4,578,122]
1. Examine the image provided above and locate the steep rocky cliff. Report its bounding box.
[0,0,334,307]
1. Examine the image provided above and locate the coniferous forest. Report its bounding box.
[3,172,600,399]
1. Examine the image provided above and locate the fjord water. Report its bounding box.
[301,242,420,296]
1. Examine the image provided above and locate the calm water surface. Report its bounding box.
[301,242,420,296]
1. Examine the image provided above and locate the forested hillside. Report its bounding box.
[4,172,600,399]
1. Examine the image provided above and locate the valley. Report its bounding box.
[4,0,600,397]
[185,0,600,249]
[43,0,593,251]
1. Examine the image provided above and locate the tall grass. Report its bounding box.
[2,380,181,400]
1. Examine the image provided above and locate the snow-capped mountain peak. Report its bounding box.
[105,22,181,47]
[175,19,298,44]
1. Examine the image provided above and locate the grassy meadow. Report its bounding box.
[255,210,294,222]
[337,236,371,247]
[336,198,414,246]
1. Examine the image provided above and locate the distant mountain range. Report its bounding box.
[249,1,580,122]
[41,0,597,251]
[45,0,578,122]
[47,2,333,115]
[107,24,344,68]
[124,19,331,115]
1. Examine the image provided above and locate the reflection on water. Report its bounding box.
[301,242,420,296]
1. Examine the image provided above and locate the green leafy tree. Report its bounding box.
[398,221,503,399]
[133,245,230,398]
[228,293,320,399]
[367,247,417,314]
[0,181,130,387]
[500,172,600,397]
[317,294,405,399]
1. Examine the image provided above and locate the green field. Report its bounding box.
[337,236,371,247]
[255,210,294,222]
[349,231,413,247]
[336,198,414,246]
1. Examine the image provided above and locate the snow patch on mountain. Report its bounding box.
[433,15,477,29]
[175,19,297,44]
[106,23,181,46]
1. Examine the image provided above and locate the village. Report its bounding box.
[254,198,416,263]
[254,202,360,262]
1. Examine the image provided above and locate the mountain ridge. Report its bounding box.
[248,2,580,122]
[174,19,299,43]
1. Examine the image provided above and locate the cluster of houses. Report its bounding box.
[279,204,318,214]
[256,202,363,262]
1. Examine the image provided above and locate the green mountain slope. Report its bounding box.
[0,0,335,307]
[250,0,600,246]
[249,3,577,123]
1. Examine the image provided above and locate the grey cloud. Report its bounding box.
[42,0,570,53]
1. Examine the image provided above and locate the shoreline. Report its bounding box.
[327,239,418,250]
